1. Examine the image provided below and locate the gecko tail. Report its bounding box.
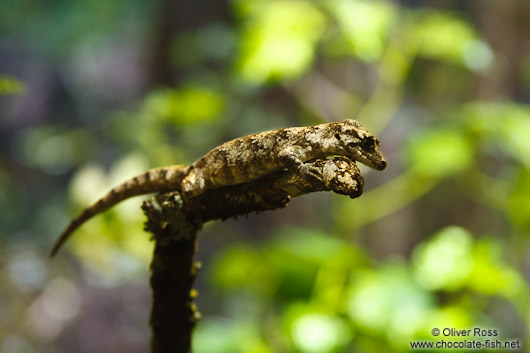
[49,165,189,258]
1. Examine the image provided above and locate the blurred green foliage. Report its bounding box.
[1,0,529,352]
[236,1,326,83]
[145,86,224,124]
[0,74,26,95]
[325,0,394,62]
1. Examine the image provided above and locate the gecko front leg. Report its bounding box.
[320,157,363,198]
[278,146,323,182]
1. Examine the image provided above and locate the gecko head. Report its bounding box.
[337,119,387,171]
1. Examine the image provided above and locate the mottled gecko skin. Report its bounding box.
[50,119,386,257]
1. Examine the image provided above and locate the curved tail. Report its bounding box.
[50,165,189,257]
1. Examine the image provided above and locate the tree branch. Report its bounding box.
[143,156,364,353]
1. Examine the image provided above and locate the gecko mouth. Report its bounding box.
[374,159,387,170]
[350,149,387,171]
[363,157,387,171]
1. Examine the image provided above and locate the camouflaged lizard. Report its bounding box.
[50,119,386,257]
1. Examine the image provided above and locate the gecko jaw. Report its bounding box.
[356,152,387,170]
[347,142,387,171]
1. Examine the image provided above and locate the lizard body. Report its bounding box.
[51,119,386,257]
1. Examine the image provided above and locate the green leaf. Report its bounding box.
[210,245,270,291]
[145,86,224,125]
[235,0,326,83]
[325,0,395,62]
[284,304,352,353]
[469,239,522,297]
[409,10,492,70]
[193,318,270,353]
[407,128,473,178]
[412,226,474,290]
[463,102,530,167]
[508,168,530,232]
[0,75,26,95]
[346,261,432,340]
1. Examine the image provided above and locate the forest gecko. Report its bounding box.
[50,119,386,257]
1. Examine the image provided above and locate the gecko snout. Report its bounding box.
[375,158,387,171]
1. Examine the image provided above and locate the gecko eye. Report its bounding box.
[361,138,375,150]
